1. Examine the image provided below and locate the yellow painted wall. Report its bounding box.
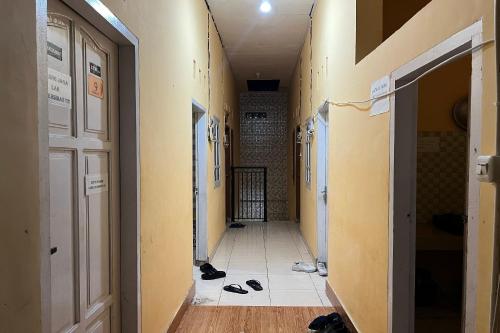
[90,1,237,331]
[288,14,333,259]
[0,1,215,332]
[223,55,241,167]
[287,60,301,221]
[207,17,240,256]
[298,30,321,259]
[289,0,497,332]
[1,1,238,331]
[98,1,202,331]
[0,1,46,331]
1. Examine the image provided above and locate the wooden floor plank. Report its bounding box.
[175,306,336,333]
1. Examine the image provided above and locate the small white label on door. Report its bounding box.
[48,68,72,109]
[370,75,390,116]
[85,174,109,195]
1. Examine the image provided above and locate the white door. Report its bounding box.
[48,0,120,332]
[316,113,329,264]
[193,104,208,262]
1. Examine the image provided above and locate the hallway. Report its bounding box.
[3,0,500,332]
[193,222,331,307]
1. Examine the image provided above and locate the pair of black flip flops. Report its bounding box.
[200,263,226,280]
[223,280,263,294]
[308,313,349,333]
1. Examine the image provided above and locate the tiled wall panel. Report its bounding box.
[240,92,288,221]
[417,131,467,224]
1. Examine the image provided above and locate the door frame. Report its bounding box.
[295,126,302,222]
[224,125,233,224]
[316,102,329,263]
[193,99,209,262]
[388,21,483,333]
[36,0,141,332]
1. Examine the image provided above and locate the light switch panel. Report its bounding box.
[477,156,500,183]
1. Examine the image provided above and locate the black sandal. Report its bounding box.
[223,284,248,294]
[200,263,217,274]
[201,270,226,280]
[246,280,263,291]
[309,312,344,331]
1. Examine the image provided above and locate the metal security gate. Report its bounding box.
[232,167,267,222]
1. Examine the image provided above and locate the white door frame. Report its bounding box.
[36,1,141,332]
[193,99,209,262]
[316,102,329,263]
[389,21,483,333]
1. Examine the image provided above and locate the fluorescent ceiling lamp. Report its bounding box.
[260,1,272,13]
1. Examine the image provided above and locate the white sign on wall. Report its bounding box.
[370,75,390,116]
[85,174,109,195]
[48,67,72,109]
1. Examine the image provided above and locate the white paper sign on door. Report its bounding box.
[48,67,72,109]
[370,75,390,116]
[85,174,109,195]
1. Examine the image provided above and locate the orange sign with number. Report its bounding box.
[88,74,104,99]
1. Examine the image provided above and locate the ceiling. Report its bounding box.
[206,0,315,91]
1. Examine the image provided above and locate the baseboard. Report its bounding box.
[208,223,229,263]
[166,282,195,333]
[325,281,358,333]
[301,233,317,263]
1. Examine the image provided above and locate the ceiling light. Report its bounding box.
[260,1,272,13]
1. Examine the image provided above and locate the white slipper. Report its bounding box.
[292,261,317,273]
[317,262,328,276]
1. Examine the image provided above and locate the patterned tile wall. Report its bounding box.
[417,131,468,224]
[240,92,289,221]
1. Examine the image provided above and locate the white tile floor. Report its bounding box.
[193,221,332,307]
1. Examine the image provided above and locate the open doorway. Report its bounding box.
[193,101,208,264]
[389,22,483,333]
[316,104,329,266]
[414,56,471,332]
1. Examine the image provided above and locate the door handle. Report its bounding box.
[50,247,58,255]
[321,187,328,202]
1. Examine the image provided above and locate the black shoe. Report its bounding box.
[308,315,330,330]
[321,321,349,333]
[309,312,344,331]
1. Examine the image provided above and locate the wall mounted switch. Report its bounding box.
[477,156,500,183]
